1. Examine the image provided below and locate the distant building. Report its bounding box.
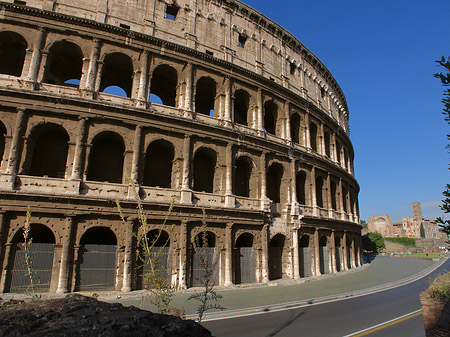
[367,215,393,237]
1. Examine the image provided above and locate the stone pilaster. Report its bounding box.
[56,216,74,293]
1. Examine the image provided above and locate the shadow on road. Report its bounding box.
[264,301,312,337]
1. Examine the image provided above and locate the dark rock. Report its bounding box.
[0,294,212,337]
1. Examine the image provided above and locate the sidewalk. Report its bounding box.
[102,256,441,316]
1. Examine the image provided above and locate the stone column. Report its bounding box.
[184,63,193,112]
[180,135,192,204]
[290,159,297,206]
[0,243,12,293]
[178,220,188,288]
[260,152,267,210]
[137,50,150,106]
[350,236,356,269]
[314,229,321,276]
[224,222,233,286]
[330,230,336,273]
[0,212,7,278]
[342,231,348,271]
[122,218,134,292]
[84,38,101,93]
[25,27,46,88]
[304,112,311,149]
[70,118,88,182]
[292,228,300,279]
[327,173,332,217]
[56,216,74,293]
[94,61,104,93]
[223,77,232,122]
[261,224,269,283]
[284,101,291,141]
[3,108,27,188]
[311,167,317,216]
[257,89,264,133]
[224,143,234,207]
[319,123,325,155]
[130,126,142,184]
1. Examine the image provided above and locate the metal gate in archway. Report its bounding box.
[9,242,55,293]
[319,245,329,274]
[299,246,312,277]
[335,246,341,272]
[269,247,283,280]
[190,247,219,287]
[77,244,116,291]
[233,247,256,284]
[140,247,172,288]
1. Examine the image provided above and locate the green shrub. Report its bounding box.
[429,272,450,303]
[385,237,416,247]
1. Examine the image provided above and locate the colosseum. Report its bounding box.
[0,0,361,293]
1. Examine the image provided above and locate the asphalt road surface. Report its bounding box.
[203,258,450,337]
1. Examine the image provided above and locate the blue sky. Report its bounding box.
[242,0,450,222]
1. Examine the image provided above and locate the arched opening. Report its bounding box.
[267,163,283,203]
[0,31,27,77]
[9,224,55,293]
[100,53,133,97]
[299,235,312,277]
[150,65,178,107]
[43,40,83,86]
[290,113,301,144]
[316,176,324,208]
[195,77,216,116]
[264,101,277,135]
[319,236,329,274]
[28,124,69,179]
[335,237,341,272]
[331,181,338,211]
[77,227,117,291]
[296,171,307,205]
[324,132,331,157]
[269,234,285,280]
[346,240,352,269]
[0,122,6,166]
[234,89,249,126]
[342,187,348,213]
[192,148,216,193]
[143,140,174,188]
[190,231,218,287]
[233,156,252,197]
[87,132,125,184]
[234,233,255,284]
[310,123,318,152]
[336,140,342,165]
[138,229,172,289]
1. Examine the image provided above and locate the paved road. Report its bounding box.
[202,257,449,336]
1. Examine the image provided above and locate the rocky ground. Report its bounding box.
[0,294,212,337]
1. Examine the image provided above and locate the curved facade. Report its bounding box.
[0,0,361,293]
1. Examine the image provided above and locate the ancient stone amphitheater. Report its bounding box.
[0,0,361,293]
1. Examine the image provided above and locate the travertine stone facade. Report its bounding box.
[0,0,361,293]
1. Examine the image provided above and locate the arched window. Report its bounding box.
[335,236,341,272]
[331,181,338,211]
[87,132,125,183]
[234,89,249,126]
[28,124,69,178]
[336,140,342,165]
[264,101,277,135]
[100,53,133,97]
[0,31,27,77]
[43,41,83,86]
[267,162,283,203]
[78,227,117,291]
[324,131,331,157]
[290,113,301,144]
[143,140,174,188]
[269,234,285,280]
[316,175,324,208]
[0,122,6,166]
[342,186,348,213]
[233,156,252,197]
[195,77,216,116]
[190,231,218,287]
[310,123,318,152]
[150,65,178,106]
[296,171,307,205]
[193,148,216,193]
